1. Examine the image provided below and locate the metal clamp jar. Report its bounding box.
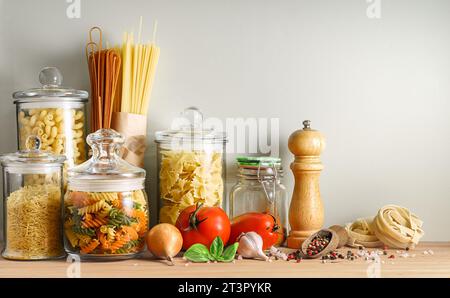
[0,136,66,260]
[155,107,227,225]
[64,129,148,260]
[13,67,88,169]
[229,157,288,246]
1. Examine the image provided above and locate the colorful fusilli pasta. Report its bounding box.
[64,189,148,256]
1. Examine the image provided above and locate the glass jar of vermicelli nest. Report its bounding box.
[0,136,66,260]
[155,107,227,225]
[64,129,149,260]
[13,67,88,178]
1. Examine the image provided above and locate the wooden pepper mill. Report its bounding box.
[287,120,326,248]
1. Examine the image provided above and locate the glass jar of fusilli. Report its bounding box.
[64,129,149,260]
[13,67,88,174]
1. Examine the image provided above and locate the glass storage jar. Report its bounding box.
[155,107,227,225]
[13,67,88,169]
[64,129,148,260]
[229,157,288,246]
[0,136,66,260]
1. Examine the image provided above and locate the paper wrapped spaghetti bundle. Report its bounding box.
[111,112,147,168]
[111,20,160,167]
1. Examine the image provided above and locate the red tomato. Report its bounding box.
[176,204,230,250]
[229,212,280,249]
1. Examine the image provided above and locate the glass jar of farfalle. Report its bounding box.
[64,129,149,260]
[155,107,227,225]
[13,67,88,172]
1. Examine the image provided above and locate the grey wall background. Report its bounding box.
[0,0,449,241]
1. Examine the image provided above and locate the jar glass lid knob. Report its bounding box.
[182,106,204,131]
[25,135,42,151]
[87,129,124,161]
[39,67,63,88]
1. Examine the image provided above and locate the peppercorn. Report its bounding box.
[406,247,410,251]
[388,255,395,259]
[350,256,354,261]
[383,251,388,255]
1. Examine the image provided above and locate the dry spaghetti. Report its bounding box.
[4,184,63,260]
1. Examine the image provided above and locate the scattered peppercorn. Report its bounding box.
[383,251,388,255]
[406,247,410,251]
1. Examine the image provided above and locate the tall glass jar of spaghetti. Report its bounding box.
[64,129,148,260]
[155,107,227,225]
[13,67,88,174]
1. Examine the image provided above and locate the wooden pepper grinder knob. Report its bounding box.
[287,120,326,248]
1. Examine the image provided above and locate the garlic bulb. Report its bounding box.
[237,232,268,261]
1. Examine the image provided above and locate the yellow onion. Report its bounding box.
[146,223,183,265]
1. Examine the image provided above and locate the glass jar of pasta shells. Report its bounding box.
[1,136,66,260]
[13,67,88,172]
[229,157,288,246]
[155,107,227,225]
[64,129,148,260]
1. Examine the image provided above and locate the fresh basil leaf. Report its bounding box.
[209,236,224,259]
[184,244,213,263]
[221,242,239,262]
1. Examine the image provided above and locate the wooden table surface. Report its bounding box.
[0,242,448,278]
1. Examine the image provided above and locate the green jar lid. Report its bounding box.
[236,156,281,167]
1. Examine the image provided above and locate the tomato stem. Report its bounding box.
[189,202,207,230]
[267,213,280,232]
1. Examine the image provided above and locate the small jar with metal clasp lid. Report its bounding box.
[229,157,288,246]
[64,129,148,260]
[0,136,66,260]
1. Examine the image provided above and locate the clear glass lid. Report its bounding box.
[155,107,227,144]
[0,136,66,173]
[13,67,88,103]
[68,129,145,191]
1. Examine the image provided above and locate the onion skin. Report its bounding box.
[146,224,183,262]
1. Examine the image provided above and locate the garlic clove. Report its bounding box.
[237,232,268,261]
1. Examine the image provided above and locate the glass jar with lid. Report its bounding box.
[13,67,88,170]
[64,129,148,260]
[0,136,66,260]
[155,107,227,225]
[229,157,288,246]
